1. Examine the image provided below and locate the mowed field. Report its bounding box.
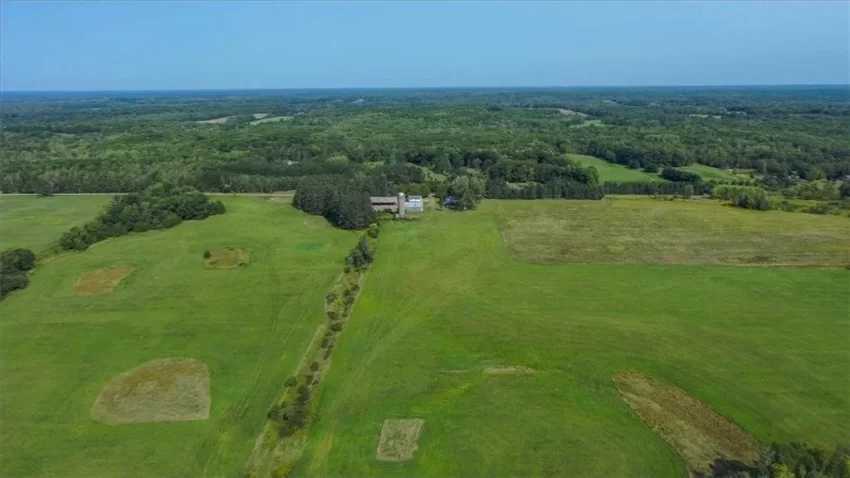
[0,195,109,253]
[567,154,665,182]
[296,199,850,476]
[0,197,358,478]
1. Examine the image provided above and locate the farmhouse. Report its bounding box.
[370,193,424,218]
[404,195,424,212]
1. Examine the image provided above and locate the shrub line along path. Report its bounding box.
[243,250,373,478]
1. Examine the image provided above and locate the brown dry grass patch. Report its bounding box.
[376,419,425,462]
[204,247,249,269]
[613,372,760,476]
[91,358,210,425]
[484,365,536,375]
[73,266,133,295]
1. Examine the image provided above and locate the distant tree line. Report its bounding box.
[0,248,36,300]
[486,178,604,200]
[59,184,226,251]
[602,181,712,196]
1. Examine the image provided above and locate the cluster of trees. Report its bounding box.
[292,176,376,230]
[59,184,226,250]
[0,248,36,300]
[713,442,850,478]
[447,175,486,210]
[345,236,375,271]
[713,186,773,211]
[660,167,703,183]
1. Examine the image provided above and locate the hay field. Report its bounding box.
[567,154,665,183]
[0,195,109,253]
[295,199,849,476]
[495,197,850,266]
[0,197,358,478]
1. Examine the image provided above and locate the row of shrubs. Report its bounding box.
[60,184,226,251]
[0,248,36,300]
[265,225,380,453]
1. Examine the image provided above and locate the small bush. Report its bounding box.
[325,291,337,303]
[327,310,339,321]
[330,322,343,332]
[203,250,211,259]
[284,376,297,387]
[309,361,320,372]
[321,337,330,348]
[344,265,352,274]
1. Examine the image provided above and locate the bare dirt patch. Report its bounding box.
[73,266,133,295]
[376,419,426,462]
[484,365,536,375]
[204,247,249,269]
[613,372,760,476]
[250,116,293,125]
[253,113,270,119]
[91,358,210,425]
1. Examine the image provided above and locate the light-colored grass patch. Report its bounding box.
[495,198,850,266]
[253,113,270,119]
[613,372,760,476]
[204,247,249,269]
[376,419,426,462]
[73,266,133,295]
[249,116,293,125]
[196,116,234,124]
[557,108,588,117]
[484,365,536,375]
[91,358,210,425]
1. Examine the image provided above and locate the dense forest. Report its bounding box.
[2,86,849,200]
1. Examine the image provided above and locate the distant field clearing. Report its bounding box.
[91,358,210,425]
[196,116,233,124]
[249,116,293,125]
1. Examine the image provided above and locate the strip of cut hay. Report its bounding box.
[91,358,210,425]
[204,247,250,269]
[484,365,536,375]
[613,372,760,476]
[73,266,133,295]
[376,419,426,462]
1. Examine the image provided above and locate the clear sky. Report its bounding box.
[1,1,848,91]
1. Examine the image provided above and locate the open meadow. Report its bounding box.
[0,196,358,478]
[295,198,849,477]
[0,196,109,254]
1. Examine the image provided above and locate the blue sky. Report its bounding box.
[1,1,848,91]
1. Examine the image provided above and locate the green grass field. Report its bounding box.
[0,197,358,478]
[295,199,849,477]
[567,154,665,183]
[677,164,752,182]
[0,196,109,253]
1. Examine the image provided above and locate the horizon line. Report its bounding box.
[2,83,849,94]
